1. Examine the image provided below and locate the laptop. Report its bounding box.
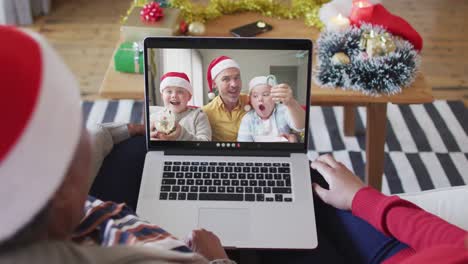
[136,37,317,249]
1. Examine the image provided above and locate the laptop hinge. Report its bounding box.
[164,149,291,157]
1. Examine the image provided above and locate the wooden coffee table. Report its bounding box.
[99,13,433,190]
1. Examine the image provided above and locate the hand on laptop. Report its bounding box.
[311,154,366,211]
[185,228,229,261]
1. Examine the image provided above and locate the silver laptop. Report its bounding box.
[137,37,317,249]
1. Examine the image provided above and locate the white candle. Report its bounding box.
[327,13,350,32]
[355,0,372,8]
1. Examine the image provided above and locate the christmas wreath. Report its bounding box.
[315,0,423,95]
[314,24,421,95]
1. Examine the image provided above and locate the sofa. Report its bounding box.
[398,185,468,230]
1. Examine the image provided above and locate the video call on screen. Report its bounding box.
[147,48,309,144]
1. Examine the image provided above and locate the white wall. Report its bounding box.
[149,48,310,106]
[150,48,204,106]
[199,49,309,105]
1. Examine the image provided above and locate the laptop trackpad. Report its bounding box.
[198,208,250,242]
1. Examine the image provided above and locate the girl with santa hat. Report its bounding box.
[237,75,305,142]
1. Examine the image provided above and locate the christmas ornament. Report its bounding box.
[153,108,176,134]
[331,52,350,65]
[315,24,420,95]
[179,20,188,34]
[140,2,164,22]
[359,29,396,57]
[188,21,206,36]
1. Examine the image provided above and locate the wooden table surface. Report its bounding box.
[99,12,433,190]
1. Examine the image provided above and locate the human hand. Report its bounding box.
[157,123,181,141]
[271,83,294,105]
[149,121,160,140]
[280,133,297,143]
[311,154,366,211]
[185,228,228,261]
[127,124,145,137]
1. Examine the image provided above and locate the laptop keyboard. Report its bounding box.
[159,161,293,202]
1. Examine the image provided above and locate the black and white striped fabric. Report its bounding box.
[82,100,467,195]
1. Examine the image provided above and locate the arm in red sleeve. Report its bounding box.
[351,187,467,251]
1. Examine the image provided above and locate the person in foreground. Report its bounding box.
[0,26,232,263]
[310,154,468,264]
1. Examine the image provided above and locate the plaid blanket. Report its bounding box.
[72,196,191,253]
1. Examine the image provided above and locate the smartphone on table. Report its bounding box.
[230,20,273,37]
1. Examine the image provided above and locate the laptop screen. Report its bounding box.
[144,38,312,153]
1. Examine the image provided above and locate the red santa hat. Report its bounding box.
[0,26,82,242]
[349,3,423,51]
[206,56,240,100]
[160,72,192,94]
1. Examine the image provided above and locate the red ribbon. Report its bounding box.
[140,2,164,23]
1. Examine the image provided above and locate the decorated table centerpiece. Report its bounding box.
[315,0,423,95]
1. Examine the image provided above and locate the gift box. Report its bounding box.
[121,7,181,42]
[114,42,144,74]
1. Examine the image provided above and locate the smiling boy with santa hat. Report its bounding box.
[150,72,211,141]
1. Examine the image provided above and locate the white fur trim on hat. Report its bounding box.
[0,29,82,242]
[249,76,270,92]
[210,59,240,80]
[160,76,193,94]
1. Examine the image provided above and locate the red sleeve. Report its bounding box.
[351,187,468,251]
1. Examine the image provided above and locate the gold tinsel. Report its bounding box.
[122,0,327,28]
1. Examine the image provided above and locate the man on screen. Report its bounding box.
[202,56,249,142]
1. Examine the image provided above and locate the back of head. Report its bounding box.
[0,26,82,244]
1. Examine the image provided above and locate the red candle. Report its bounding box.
[350,0,374,26]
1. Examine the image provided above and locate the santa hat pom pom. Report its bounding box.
[208,92,216,100]
[244,104,252,112]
